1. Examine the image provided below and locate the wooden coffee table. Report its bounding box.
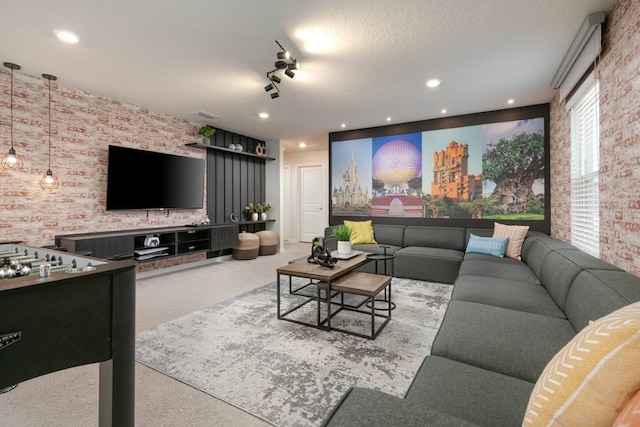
[276,254,392,339]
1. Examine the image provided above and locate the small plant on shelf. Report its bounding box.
[198,125,216,140]
[258,202,271,213]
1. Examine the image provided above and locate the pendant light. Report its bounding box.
[40,73,59,190]
[1,62,24,170]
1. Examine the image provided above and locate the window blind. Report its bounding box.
[570,79,600,257]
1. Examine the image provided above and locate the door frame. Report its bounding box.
[296,163,326,242]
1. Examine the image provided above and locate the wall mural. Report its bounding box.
[331,117,545,221]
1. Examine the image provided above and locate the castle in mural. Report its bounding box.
[431,141,482,201]
[332,152,370,209]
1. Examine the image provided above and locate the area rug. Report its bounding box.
[135,277,452,427]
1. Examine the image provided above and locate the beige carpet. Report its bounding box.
[136,278,452,426]
[0,242,308,427]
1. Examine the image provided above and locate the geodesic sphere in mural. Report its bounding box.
[372,140,422,188]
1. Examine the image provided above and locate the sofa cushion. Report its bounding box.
[394,247,463,284]
[372,224,405,247]
[321,386,479,427]
[555,248,622,271]
[523,301,640,427]
[465,234,508,258]
[565,269,640,331]
[405,356,534,427]
[431,301,576,383]
[537,250,584,311]
[459,255,540,285]
[493,222,529,260]
[538,248,623,312]
[352,243,402,254]
[465,228,494,242]
[452,275,565,318]
[520,231,553,261]
[522,237,576,277]
[344,220,377,245]
[403,226,465,251]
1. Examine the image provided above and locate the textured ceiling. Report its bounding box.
[0,0,614,151]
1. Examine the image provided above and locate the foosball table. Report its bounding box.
[0,242,137,426]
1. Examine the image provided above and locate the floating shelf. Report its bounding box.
[186,143,275,161]
[234,219,276,225]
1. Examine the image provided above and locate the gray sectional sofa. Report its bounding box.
[321,224,640,426]
[324,224,468,284]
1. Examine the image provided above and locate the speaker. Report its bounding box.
[144,236,160,248]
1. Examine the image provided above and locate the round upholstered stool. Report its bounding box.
[255,230,279,255]
[232,232,259,260]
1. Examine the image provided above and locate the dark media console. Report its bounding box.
[55,224,239,262]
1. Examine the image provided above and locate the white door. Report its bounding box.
[282,166,291,241]
[299,165,324,242]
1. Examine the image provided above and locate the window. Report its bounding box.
[569,76,600,257]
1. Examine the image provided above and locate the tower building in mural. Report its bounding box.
[431,141,482,201]
[333,152,370,208]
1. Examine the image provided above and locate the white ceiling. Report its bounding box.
[1,0,614,152]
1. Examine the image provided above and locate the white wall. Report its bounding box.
[282,149,329,242]
[265,139,283,250]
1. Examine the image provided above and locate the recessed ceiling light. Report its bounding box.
[341,123,346,128]
[299,142,307,148]
[53,29,79,44]
[425,79,441,88]
[386,117,392,122]
[441,109,447,114]
[259,112,269,119]
[508,99,515,104]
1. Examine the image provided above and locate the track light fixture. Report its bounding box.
[264,40,299,99]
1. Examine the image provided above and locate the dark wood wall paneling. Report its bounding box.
[205,129,267,224]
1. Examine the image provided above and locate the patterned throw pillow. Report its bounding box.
[343,220,377,245]
[613,388,640,427]
[465,234,508,258]
[523,301,640,427]
[493,222,529,260]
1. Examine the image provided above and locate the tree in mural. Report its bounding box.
[483,131,544,205]
[407,177,422,191]
[372,178,385,192]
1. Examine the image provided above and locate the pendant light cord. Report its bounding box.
[42,73,57,171]
[47,78,51,169]
[9,67,14,150]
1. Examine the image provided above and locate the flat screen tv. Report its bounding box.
[106,145,205,211]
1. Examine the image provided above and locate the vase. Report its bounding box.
[337,241,352,255]
[260,212,267,221]
[251,212,259,221]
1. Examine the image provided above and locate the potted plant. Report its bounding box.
[245,202,259,221]
[331,224,353,255]
[259,202,271,220]
[198,125,216,143]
